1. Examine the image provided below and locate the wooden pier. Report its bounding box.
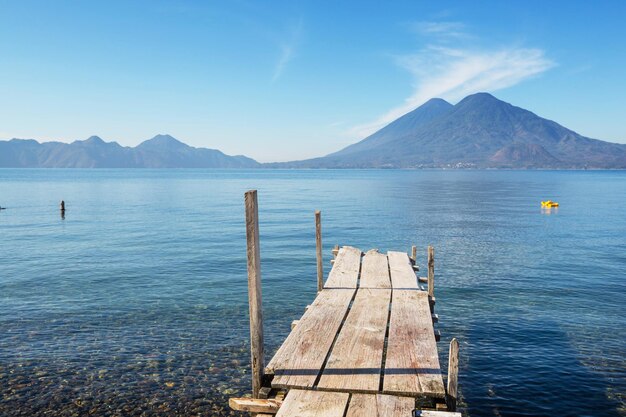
[230,190,460,416]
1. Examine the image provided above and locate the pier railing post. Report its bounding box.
[315,210,323,292]
[428,246,435,298]
[245,190,264,398]
[447,338,459,411]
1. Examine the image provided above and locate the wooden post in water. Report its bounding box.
[427,245,435,298]
[244,190,264,398]
[411,245,417,263]
[447,338,459,411]
[315,210,323,292]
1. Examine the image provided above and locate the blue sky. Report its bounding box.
[1,1,625,162]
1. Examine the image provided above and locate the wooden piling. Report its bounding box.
[244,190,264,398]
[315,210,323,292]
[428,246,435,298]
[447,338,459,411]
[411,245,417,263]
[332,244,339,258]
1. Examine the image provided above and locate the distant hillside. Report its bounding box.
[0,134,259,168]
[273,93,626,169]
[4,95,626,169]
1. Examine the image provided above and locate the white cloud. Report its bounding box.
[348,22,555,139]
[272,18,303,82]
[412,21,468,40]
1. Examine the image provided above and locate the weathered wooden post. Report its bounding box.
[447,338,459,411]
[245,190,264,398]
[332,244,339,258]
[315,210,323,292]
[427,245,435,298]
[411,245,417,263]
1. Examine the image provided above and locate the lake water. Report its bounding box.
[0,169,624,417]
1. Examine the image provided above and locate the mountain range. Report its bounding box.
[0,134,259,168]
[2,93,625,169]
[277,93,626,168]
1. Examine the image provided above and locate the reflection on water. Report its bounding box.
[0,169,625,416]
[541,207,559,215]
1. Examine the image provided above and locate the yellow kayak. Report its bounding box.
[541,200,559,208]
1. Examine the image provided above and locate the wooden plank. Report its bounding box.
[267,289,355,389]
[360,250,390,288]
[388,251,419,289]
[315,210,323,292]
[275,389,349,417]
[228,397,281,413]
[346,393,414,417]
[244,190,264,398]
[416,412,462,417]
[318,288,391,392]
[384,290,445,398]
[324,246,362,288]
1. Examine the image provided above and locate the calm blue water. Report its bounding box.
[1,169,624,416]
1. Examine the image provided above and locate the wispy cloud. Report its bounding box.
[348,21,555,138]
[412,21,468,40]
[272,18,303,82]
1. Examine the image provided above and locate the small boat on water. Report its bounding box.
[541,200,559,208]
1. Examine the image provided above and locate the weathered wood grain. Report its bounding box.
[416,411,462,417]
[267,288,355,389]
[318,288,391,392]
[346,393,415,417]
[315,210,323,292]
[244,190,264,398]
[427,246,435,298]
[275,389,349,417]
[324,246,362,288]
[447,338,459,411]
[384,290,445,398]
[388,251,419,289]
[228,397,281,413]
[360,250,390,288]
